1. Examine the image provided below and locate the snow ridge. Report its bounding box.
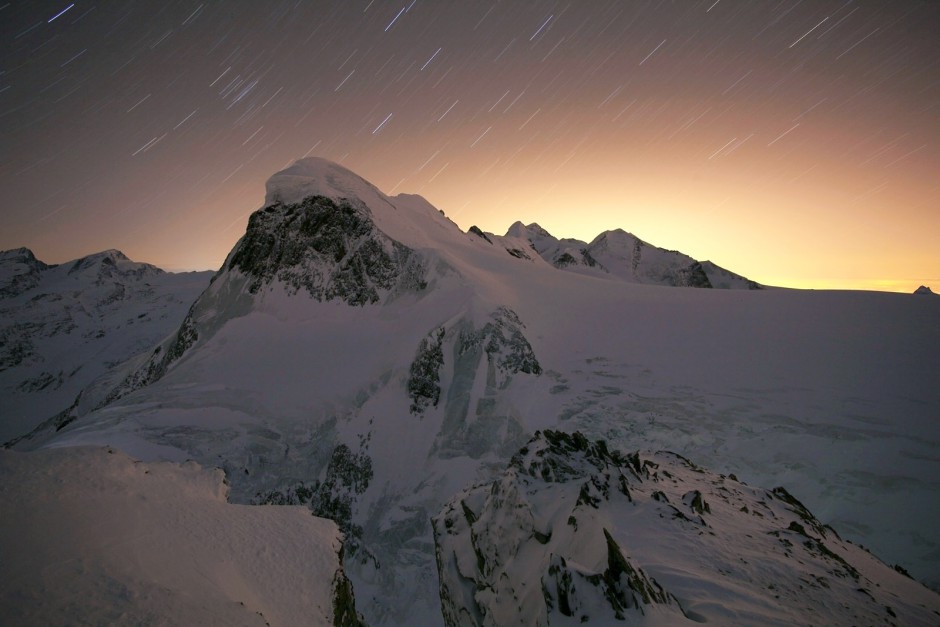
[434,430,940,626]
[0,248,211,443]
[490,223,760,288]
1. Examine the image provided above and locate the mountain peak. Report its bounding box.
[0,247,41,263]
[64,250,163,284]
[590,228,637,247]
[504,221,529,238]
[524,222,555,239]
[0,247,51,298]
[914,285,935,295]
[90,249,129,262]
[265,157,386,208]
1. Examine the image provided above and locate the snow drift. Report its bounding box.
[0,446,359,626]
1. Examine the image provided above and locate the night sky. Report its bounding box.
[2,1,938,291]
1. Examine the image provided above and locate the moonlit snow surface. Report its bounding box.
[17,158,940,625]
[0,446,349,627]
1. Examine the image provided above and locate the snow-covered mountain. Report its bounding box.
[8,157,940,624]
[488,222,759,289]
[0,446,360,626]
[0,248,212,442]
[435,430,940,625]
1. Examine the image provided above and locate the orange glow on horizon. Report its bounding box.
[3,3,937,294]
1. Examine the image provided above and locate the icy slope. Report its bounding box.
[0,446,360,626]
[0,248,211,441]
[435,431,940,626]
[13,157,940,624]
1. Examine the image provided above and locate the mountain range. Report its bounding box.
[0,247,211,442]
[3,157,939,625]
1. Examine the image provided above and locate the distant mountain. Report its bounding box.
[914,285,935,295]
[0,248,212,442]
[0,247,51,298]
[6,158,940,625]
[485,222,760,289]
[435,430,939,625]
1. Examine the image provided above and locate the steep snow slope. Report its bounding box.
[15,157,940,624]
[0,248,212,442]
[435,431,940,626]
[0,446,359,626]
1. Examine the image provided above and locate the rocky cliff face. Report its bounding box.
[229,194,426,304]
[13,191,434,442]
[434,430,940,626]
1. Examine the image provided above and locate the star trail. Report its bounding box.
[1,1,938,290]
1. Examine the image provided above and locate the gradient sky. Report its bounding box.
[2,1,938,291]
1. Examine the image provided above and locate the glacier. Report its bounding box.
[6,157,939,625]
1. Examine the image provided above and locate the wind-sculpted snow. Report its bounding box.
[229,195,427,305]
[434,430,940,626]
[0,446,363,626]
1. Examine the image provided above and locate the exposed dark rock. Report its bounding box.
[408,327,445,414]
[676,261,714,288]
[505,248,532,260]
[255,442,374,554]
[553,252,578,267]
[229,195,426,305]
[457,307,541,384]
[468,226,492,244]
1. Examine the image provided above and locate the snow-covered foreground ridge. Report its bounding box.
[0,446,360,626]
[7,157,940,624]
[435,430,940,626]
